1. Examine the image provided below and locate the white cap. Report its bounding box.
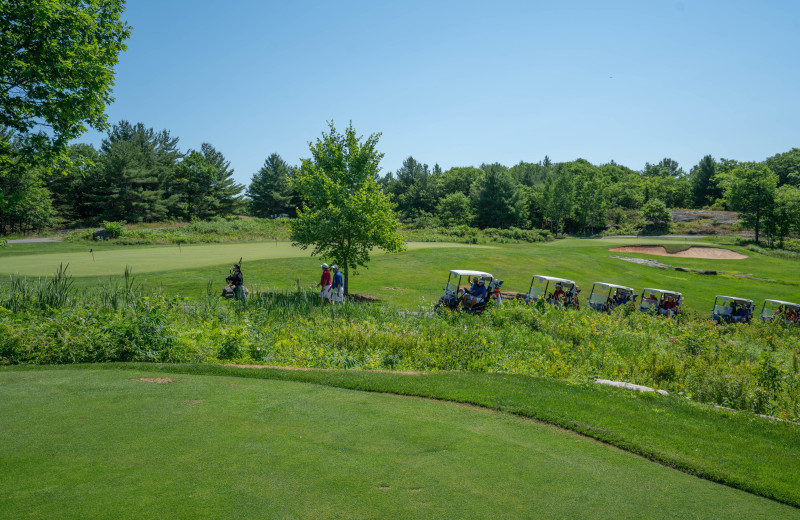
[321,263,328,269]
[331,265,338,269]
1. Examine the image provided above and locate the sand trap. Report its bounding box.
[610,245,747,260]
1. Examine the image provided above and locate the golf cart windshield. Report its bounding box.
[760,299,800,320]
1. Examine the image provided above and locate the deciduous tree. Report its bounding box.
[724,162,777,244]
[290,122,404,295]
[0,0,131,159]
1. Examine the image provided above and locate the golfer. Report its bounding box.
[331,265,343,303]
[318,263,332,303]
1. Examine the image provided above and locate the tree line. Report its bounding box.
[2,118,799,246]
[250,147,800,246]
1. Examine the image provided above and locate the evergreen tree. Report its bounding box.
[46,143,100,224]
[470,164,517,228]
[386,156,439,220]
[174,143,245,219]
[247,153,295,217]
[689,155,717,208]
[86,121,181,223]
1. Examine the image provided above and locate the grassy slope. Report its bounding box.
[3,237,794,311]
[1,367,797,519]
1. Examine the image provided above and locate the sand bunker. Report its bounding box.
[610,245,747,260]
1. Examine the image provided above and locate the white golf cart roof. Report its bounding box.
[715,295,753,304]
[532,275,576,285]
[449,270,493,279]
[763,299,800,307]
[593,282,634,292]
[642,288,682,297]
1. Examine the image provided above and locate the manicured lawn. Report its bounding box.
[1,367,797,519]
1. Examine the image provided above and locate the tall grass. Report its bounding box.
[2,273,799,420]
[62,217,291,245]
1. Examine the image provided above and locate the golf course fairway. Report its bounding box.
[1,368,796,519]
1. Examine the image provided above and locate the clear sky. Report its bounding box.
[81,0,800,185]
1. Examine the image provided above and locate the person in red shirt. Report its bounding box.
[317,263,332,303]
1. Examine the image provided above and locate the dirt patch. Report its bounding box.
[610,245,747,260]
[132,377,174,384]
[183,399,204,406]
[346,293,380,303]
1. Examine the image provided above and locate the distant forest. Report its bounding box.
[2,121,799,246]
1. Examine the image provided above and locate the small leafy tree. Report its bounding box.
[771,185,800,248]
[290,122,404,295]
[640,198,672,231]
[436,192,473,226]
[724,162,777,244]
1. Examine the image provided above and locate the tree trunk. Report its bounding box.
[343,259,349,296]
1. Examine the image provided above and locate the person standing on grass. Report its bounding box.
[318,263,332,303]
[331,265,343,303]
[231,264,245,303]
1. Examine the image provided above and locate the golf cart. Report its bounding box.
[525,275,580,309]
[587,282,636,312]
[638,288,683,316]
[711,296,754,324]
[758,299,800,325]
[435,270,503,314]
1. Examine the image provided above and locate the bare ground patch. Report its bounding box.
[131,377,175,384]
[610,245,747,259]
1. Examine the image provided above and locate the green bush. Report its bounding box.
[102,220,125,238]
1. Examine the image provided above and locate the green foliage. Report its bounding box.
[765,147,800,187]
[438,166,483,197]
[172,143,245,220]
[724,162,778,244]
[640,198,672,230]
[88,121,182,223]
[102,220,124,238]
[771,185,800,248]
[247,153,296,218]
[63,217,291,244]
[435,192,473,226]
[3,278,799,425]
[0,0,131,157]
[470,164,518,229]
[290,122,405,293]
[543,171,573,236]
[384,156,440,220]
[690,155,718,207]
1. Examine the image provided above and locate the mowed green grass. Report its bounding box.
[0,241,479,277]
[1,368,796,519]
[3,237,795,312]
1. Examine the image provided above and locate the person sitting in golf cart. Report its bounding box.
[462,278,487,309]
[550,283,566,304]
[659,295,679,316]
[733,303,752,323]
[612,289,632,308]
[643,292,659,310]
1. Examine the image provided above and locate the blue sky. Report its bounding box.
[82,0,800,186]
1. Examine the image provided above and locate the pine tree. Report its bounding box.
[247,153,294,217]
